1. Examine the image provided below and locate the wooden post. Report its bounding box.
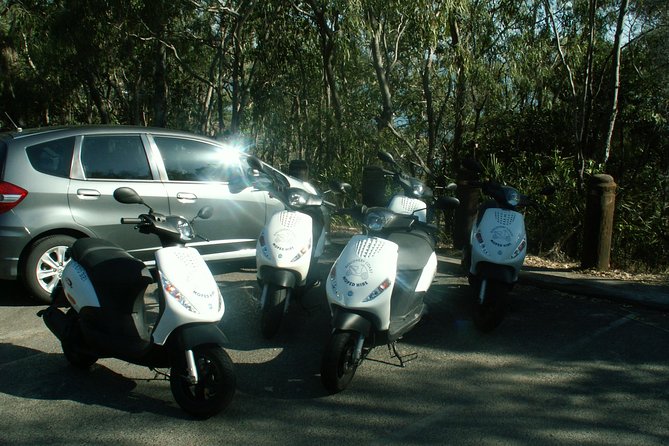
[453,169,480,250]
[581,174,617,270]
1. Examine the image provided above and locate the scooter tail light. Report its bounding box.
[362,278,392,302]
[161,276,199,314]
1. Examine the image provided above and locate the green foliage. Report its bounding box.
[1,0,667,271]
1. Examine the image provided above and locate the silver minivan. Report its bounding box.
[0,126,303,303]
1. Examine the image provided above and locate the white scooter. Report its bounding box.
[374,150,431,223]
[248,156,350,338]
[320,164,459,394]
[37,187,236,418]
[462,159,555,332]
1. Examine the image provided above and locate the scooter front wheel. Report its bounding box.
[472,280,509,333]
[321,330,360,394]
[260,285,288,339]
[170,345,236,419]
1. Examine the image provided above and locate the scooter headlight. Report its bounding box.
[362,278,392,302]
[503,186,521,207]
[161,276,199,313]
[411,179,425,198]
[168,216,195,241]
[288,189,309,208]
[365,209,393,231]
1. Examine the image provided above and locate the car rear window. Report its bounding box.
[81,135,152,180]
[26,137,75,178]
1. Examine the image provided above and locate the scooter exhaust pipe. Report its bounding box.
[37,306,70,342]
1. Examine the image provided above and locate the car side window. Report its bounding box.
[26,137,75,178]
[154,136,244,182]
[81,135,152,180]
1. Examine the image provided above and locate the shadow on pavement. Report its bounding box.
[0,343,188,418]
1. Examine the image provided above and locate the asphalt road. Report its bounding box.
[1,255,668,445]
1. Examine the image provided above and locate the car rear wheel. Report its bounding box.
[23,235,76,304]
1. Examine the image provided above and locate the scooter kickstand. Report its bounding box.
[388,342,418,367]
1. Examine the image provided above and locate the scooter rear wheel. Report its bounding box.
[170,345,236,419]
[321,330,359,394]
[260,285,288,339]
[62,309,98,369]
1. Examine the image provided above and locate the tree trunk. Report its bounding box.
[152,42,168,127]
[602,0,629,164]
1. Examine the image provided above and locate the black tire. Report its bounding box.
[472,280,509,333]
[62,309,98,369]
[170,345,236,419]
[260,285,288,339]
[22,235,76,304]
[321,330,360,394]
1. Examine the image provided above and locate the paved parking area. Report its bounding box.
[1,258,668,445]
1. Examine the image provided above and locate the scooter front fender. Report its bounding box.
[475,261,517,285]
[257,266,298,288]
[331,307,372,335]
[169,323,229,351]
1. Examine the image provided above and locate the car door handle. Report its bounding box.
[76,189,101,200]
[176,192,197,203]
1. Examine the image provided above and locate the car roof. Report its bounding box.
[0,125,223,145]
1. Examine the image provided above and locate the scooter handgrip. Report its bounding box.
[322,200,337,209]
[121,217,143,224]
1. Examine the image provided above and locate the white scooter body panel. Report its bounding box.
[388,195,427,223]
[415,252,438,292]
[256,210,314,284]
[470,208,526,281]
[326,235,398,331]
[153,246,224,345]
[60,260,100,311]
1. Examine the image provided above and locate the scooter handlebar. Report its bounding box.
[322,199,337,209]
[121,217,143,225]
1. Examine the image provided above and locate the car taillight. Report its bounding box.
[0,182,28,214]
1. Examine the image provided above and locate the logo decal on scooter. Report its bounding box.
[272,229,295,251]
[343,259,372,287]
[490,226,513,247]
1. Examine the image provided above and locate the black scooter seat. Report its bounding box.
[70,238,153,312]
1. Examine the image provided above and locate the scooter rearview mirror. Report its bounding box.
[436,196,460,210]
[329,181,352,194]
[246,155,264,172]
[197,206,214,220]
[378,150,396,165]
[113,187,145,206]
